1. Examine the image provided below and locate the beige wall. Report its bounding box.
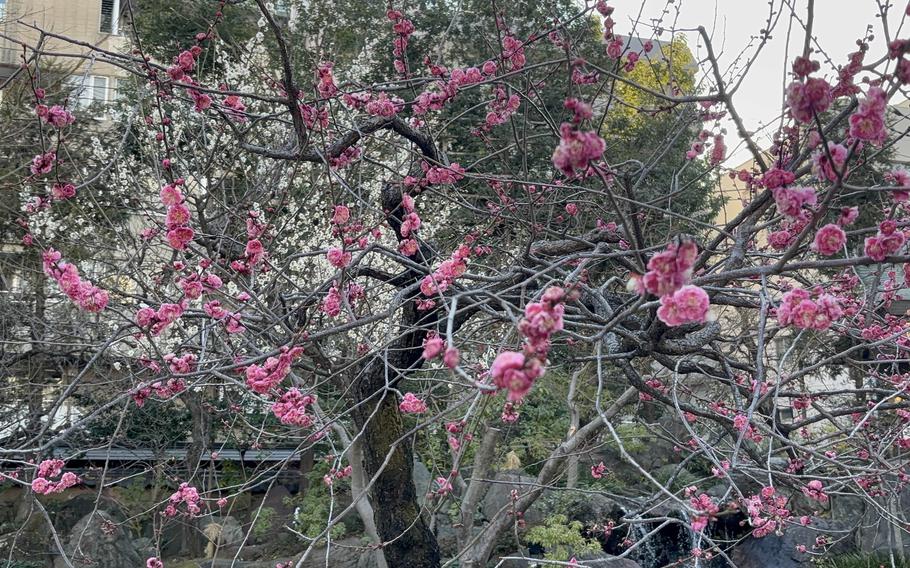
[1,0,127,89]
[715,157,757,226]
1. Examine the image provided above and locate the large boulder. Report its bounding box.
[202,515,244,548]
[832,491,910,554]
[481,469,547,527]
[54,509,141,568]
[414,458,432,506]
[730,517,853,568]
[573,551,642,567]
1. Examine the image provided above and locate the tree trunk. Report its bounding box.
[351,383,440,568]
[350,302,441,568]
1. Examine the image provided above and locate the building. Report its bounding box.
[0,0,128,106]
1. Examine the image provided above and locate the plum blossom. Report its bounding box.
[886,167,910,201]
[591,462,607,479]
[811,224,846,256]
[552,122,605,177]
[30,152,56,175]
[849,86,888,144]
[632,240,698,297]
[802,480,829,503]
[165,482,201,517]
[776,288,843,331]
[51,182,76,201]
[838,206,859,226]
[762,167,796,189]
[865,221,906,261]
[39,105,75,128]
[245,346,304,394]
[501,35,525,70]
[689,493,719,532]
[422,333,445,359]
[811,142,849,182]
[656,285,711,327]
[491,351,542,401]
[786,77,833,123]
[327,247,352,268]
[31,459,80,495]
[420,245,471,300]
[772,186,816,219]
[316,61,338,98]
[42,249,109,312]
[443,347,460,369]
[483,86,521,129]
[399,392,428,414]
[271,388,316,427]
[425,163,466,185]
[519,286,566,353]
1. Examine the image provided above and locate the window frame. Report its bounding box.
[99,0,122,35]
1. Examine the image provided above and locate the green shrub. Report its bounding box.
[526,514,602,561]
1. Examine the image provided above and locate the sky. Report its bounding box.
[607,0,902,166]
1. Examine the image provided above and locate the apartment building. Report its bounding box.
[0,0,128,107]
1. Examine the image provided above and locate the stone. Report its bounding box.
[557,493,625,526]
[202,515,244,557]
[730,517,853,568]
[54,509,141,568]
[573,551,642,567]
[481,470,546,527]
[414,458,432,506]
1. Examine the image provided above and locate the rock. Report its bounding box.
[573,551,642,567]
[414,458,432,506]
[558,493,625,526]
[133,536,155,558]
[481,470,546,527]
[261,485,295,522]
[202,515,244,556]
[730,517,853,568]
[832,491,910,554]
[494,550,531,568]
[54,509,141,568]
[289,537,378,568]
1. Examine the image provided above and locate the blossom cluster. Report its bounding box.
[387,9,414,75]
[399,392,428,414]
[230,212,269,273]
[136,302,186,336]
[36,104,75,128]
[419,244,471,309]
[160,180,195,251]
[271,388,317,427]
[776,287,843,331]
[245,346,305,394]
[689,492,719,532]
[742,486,792,538]
[864,221,906,261]
[551,122,605,177]
[132,377,186,407]
[849,86,887,144]
[31,459,80,495]
[42,249,109,312]
[630,240,711,327]
[490,286,566,401]
[164,482,201,517]
[786,76,833,123]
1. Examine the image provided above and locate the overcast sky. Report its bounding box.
[607,0,903,166]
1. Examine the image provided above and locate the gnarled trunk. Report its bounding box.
[351,364,440,567]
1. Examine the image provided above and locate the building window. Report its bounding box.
[274,0,290,17]
[100,0,122,35]
[0,0,7,20]
[68,75,113,109]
